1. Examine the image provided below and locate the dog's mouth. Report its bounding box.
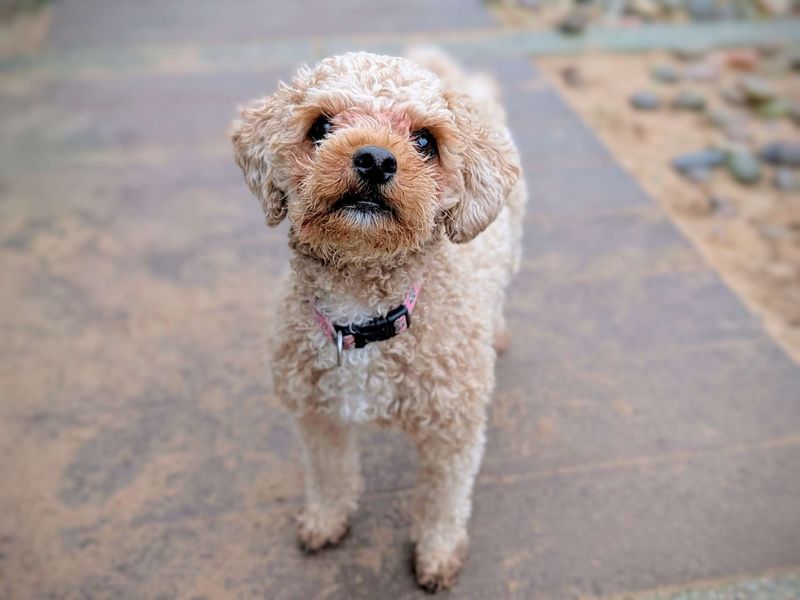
[330,193,393,217]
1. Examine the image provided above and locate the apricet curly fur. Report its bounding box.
[232,48,526,592]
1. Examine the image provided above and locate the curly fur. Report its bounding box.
[232,48,526,592]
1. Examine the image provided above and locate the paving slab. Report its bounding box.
[1,4,799,600]
[47,0,491,49]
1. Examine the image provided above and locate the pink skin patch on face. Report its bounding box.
[334,108,412,138]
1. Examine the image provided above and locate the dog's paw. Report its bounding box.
[297,509,349,553]
[412,540,468,593]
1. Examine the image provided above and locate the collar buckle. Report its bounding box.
[333,304,411,350]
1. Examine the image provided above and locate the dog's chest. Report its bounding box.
[311,303,400,424]
[319,347,396,424]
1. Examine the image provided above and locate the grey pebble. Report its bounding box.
[774,168,798,191]
[560,65,584,88]
[787,46,800,71]
[672,90,706,111]
[709,196,737,217]
[756,99,789,119]
[683,62,718,82]
[756,42,784,57]
[671,45,708,61]
[651,64,681,84]
[626,0,660,18]
[738,76,778,103]
[684,167,712,182]
[630,91,661,110]
[659,0,683,11]
[724,123,754,143]
[672,148,726,173]
[759,223,792,240]
[686,0,719,20]
[760,142,800,167]
[707,107,736,128]
[726,147,761,184]
[789,103,800,126]
[558,11,588,34]
[720,85,746,106]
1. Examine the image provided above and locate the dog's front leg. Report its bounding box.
[409,416,486,592]
[295,411,362,552]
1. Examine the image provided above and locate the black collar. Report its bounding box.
[311,283,422,357]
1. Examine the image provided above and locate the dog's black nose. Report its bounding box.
[353,146,397,185]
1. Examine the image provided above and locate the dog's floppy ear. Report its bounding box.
[231,97,287,227]
[444,90,520,244]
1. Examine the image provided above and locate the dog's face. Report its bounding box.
[233,52,519,262]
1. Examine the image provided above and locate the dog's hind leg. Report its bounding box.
[295,411,362,553]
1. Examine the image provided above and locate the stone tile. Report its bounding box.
[500,62,618,174]
[464,57,542,88]
[523,159,654,215]
[48,0,492,49]
[0,69,291,158]
[51,69,292,111]
[631,573,800,600]
[490,339,800,473]
[2,7,800,599]
[521,207,703,283]
[506,269,763,362]
[512,113,618,172]
[361,337,800,495]
[464,442,800,599]
[507,84,581,122]
[73,440,793,600]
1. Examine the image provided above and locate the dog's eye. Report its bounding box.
[308,116,332,143]
[411,130,437,158]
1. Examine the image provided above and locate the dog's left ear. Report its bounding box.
[444,91,520,244]
[231,97,288,227]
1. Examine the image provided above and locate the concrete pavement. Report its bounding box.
[1,2,798,598]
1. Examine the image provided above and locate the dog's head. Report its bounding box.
[232,51,519,261]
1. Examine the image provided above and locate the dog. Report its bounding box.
[232,48,526,592]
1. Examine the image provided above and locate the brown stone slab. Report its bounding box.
[1,8,799,599]
[48,0,492,49]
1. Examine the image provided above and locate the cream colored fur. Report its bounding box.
[232,48,526,592]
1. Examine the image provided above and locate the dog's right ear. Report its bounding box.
[231,97,287,227]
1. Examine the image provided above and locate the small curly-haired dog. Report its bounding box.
[232,48,526,592]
